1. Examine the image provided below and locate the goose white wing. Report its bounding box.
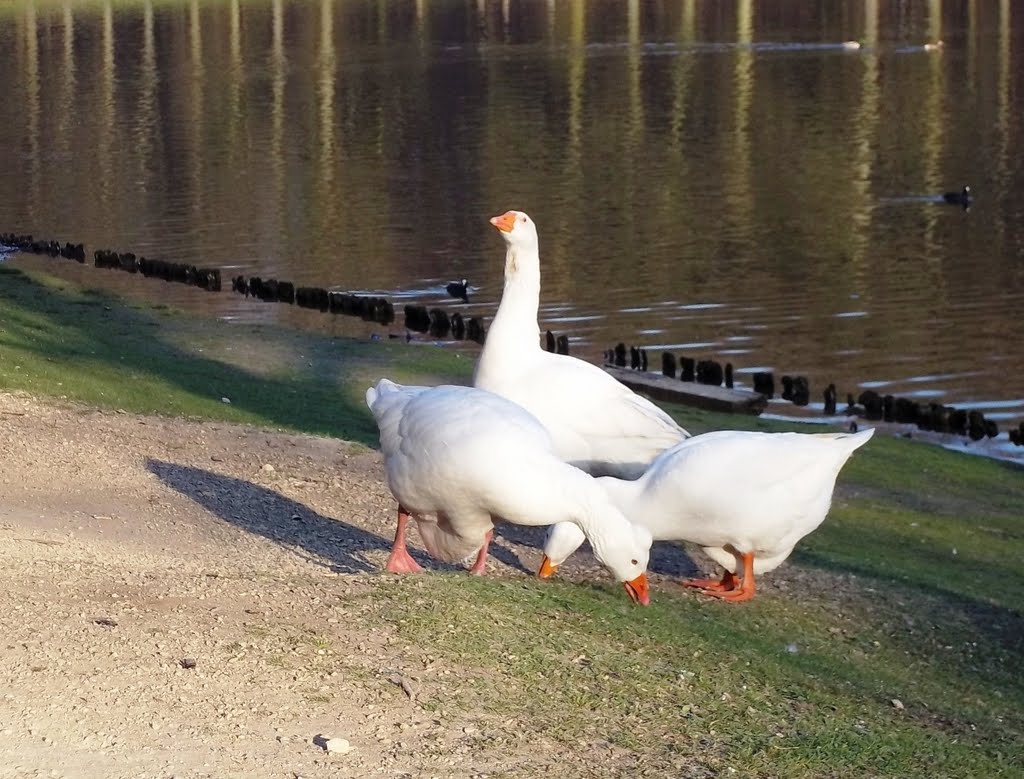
[368,381,552,463]
[637,429,874,550]
[498,352,688,476]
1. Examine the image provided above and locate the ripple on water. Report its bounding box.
[641,342,723,352]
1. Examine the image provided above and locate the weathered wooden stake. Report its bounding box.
[662,352,677,378]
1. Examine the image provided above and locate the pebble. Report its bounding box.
[313,734,353,755]
[326,737,352,754]
[262,464,275,473]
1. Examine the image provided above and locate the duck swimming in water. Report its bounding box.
[942,186,972,209]
[446,278,469,302]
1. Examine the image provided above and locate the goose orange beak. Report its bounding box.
[624,573,650,606]
[489,211,517,233]
[537,555,559,579]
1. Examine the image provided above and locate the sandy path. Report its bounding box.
[0,392,571,778]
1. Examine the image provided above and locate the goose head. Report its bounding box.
[566,519,652,605]
[537,522,587,579]
[490,210,539,255]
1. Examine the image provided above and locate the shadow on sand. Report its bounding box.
[149,458,395,574]
[146,458,701,581]
[147,458,567,576]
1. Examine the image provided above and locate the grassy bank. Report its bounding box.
[0,265,472,446]
[2,264,1022,777]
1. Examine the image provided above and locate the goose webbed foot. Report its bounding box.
[467,529,494,576]
[696,552,756,603]
[385,507,425,574]
[682,569,740,592]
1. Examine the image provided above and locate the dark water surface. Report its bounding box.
[1,0,1022,453]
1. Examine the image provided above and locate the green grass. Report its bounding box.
[360,562,1022,777]
[0,266,471,446]
[2,263,1023,777]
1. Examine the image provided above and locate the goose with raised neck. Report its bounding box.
[474,210,689,479]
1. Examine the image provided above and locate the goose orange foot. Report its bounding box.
[467,529,494,576]
[385,507,425,574]
[701,580,756,602]
[695,552,756,603]
[682,569,740,592]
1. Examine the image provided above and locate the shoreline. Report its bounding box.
[4,243,1024,444]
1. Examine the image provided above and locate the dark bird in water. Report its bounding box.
[446,278,469,302]
[942,185,972,209]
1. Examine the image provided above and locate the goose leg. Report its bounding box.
[703,552,756,602]
[467,529,494,576]
[683,569,740,592]
[385,506,424,574]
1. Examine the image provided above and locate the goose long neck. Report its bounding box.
[566,472,634,548]
[487,244,542,350]
[596,475,652,522]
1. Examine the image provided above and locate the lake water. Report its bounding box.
[1,0,1022,454]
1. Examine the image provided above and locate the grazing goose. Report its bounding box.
[365,379,652,604]
[538,428,874,602]
[446,278,469,302]
[474,211,689,478]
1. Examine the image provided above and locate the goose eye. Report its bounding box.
[631,559,638,565]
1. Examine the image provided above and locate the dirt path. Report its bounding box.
[2,388,733,778]
[0,391,585,778]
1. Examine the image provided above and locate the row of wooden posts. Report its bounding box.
[96,249,222,291]
[4,231,1019,446]
[2,233,86,262]
[2,232,484,343]
[591,340,1014,445]
[602,342,752,396]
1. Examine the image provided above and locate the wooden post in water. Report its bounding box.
[791,377,810,406]
[662,352,677,378]
[680,357,695,382]
[823,383,837,415]
[753,372,774,399]
[614,343,627,367]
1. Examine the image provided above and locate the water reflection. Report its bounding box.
[0,0,1022,434]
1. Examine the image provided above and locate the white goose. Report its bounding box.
[474,210,689,479]
[365,379,653,604]
[538,428,874,602]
